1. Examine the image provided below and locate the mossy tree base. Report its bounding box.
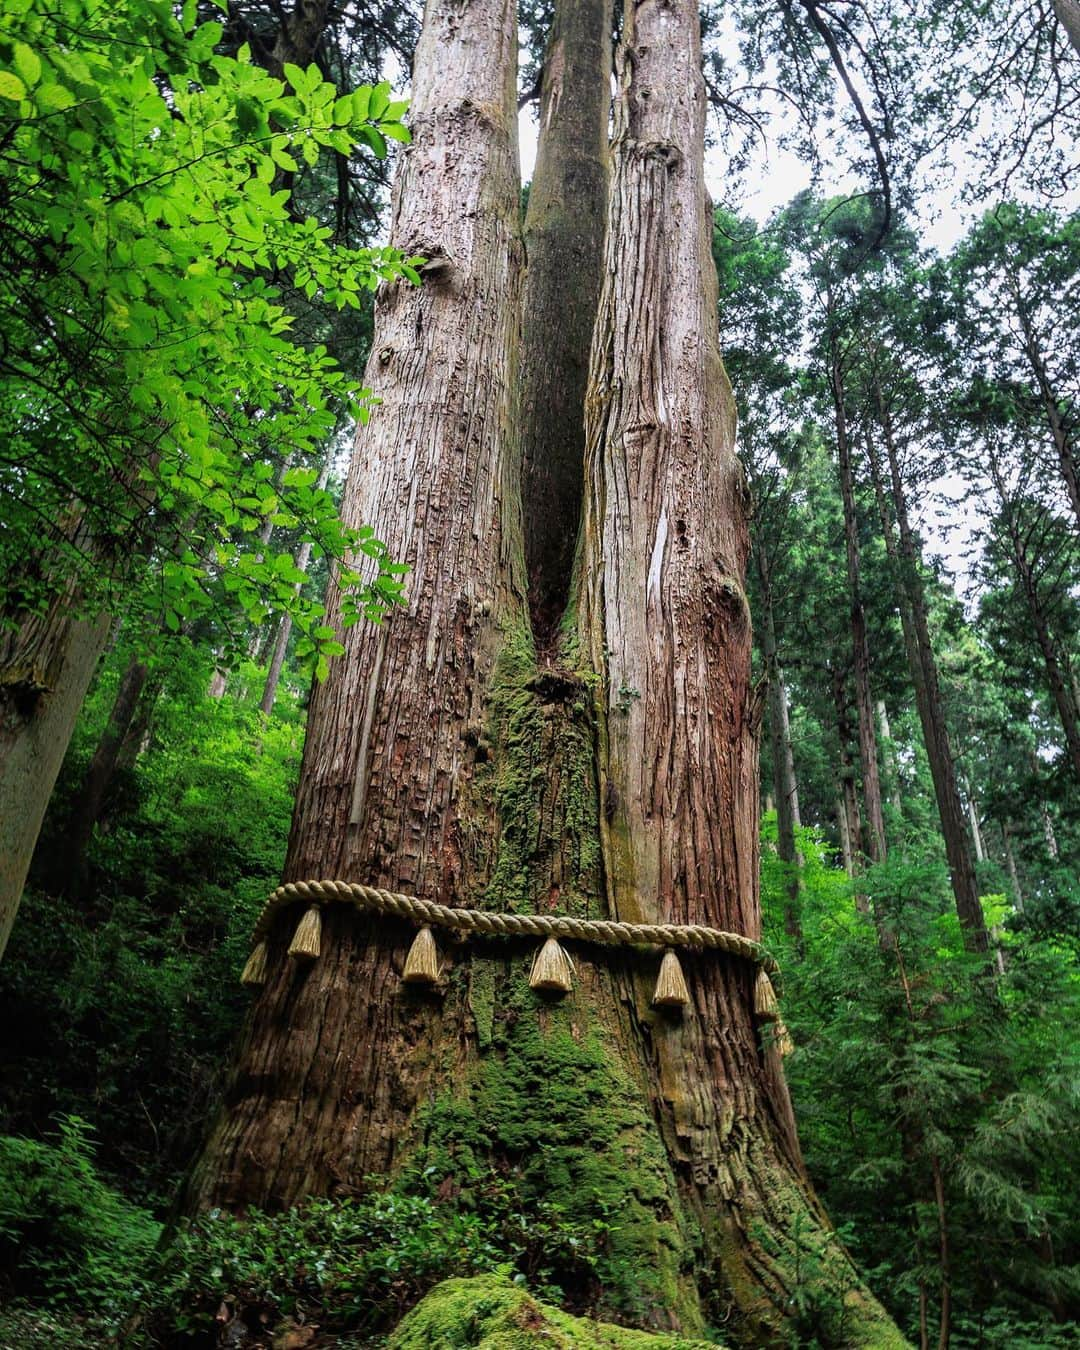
[388,1276,720,1350]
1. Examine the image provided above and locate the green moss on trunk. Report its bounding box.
[400,974,704,1331]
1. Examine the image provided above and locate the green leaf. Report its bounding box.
[0,71,27,101]
[35,81,75,111]
[13,44,42,89]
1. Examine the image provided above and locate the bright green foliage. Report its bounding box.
[144,1194,509,1341]
[0,1115,160,1316]
[0,0,419,673]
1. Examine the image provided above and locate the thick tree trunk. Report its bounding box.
[830,341,887,863]
[0,600,110,959]
[187,0,528,1207]
[519,0,611,647]
[869,415,990,953]
[186,0,903,1339]
[575,2,894,1333]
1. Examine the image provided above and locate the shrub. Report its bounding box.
[0,1115,160,1315]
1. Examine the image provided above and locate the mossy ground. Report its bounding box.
[388,1276,721,1349]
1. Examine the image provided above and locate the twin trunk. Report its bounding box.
[186,0,903,1342]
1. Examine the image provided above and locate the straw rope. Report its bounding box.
[254,879,780,979]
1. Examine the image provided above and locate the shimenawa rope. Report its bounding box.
[241,879,791,1049]
[252,878,781,976]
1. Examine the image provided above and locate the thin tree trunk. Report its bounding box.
[63,653,150,894]
[1042,801,1060,859]
[1015,285,1080,531]
[519,0,611,648]
[871,410,990,953]
[837,794,855,875]
[962,777,986,864]
[932,1153,951,1350]
[0,599,110,959]
[997,496,1080,777]
[1001,821,1024,909]
[756,550,802,941]
[832,666,868,905]
[830,335,887,863]
[876,699,904,816]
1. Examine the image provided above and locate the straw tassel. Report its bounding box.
[240,940,269,987]
[772,1019,795,1057]
[402,926,440,985]
[529,936,574,993]
[652,950,691,1009]
[288,906,322,961]
[754,968,780,1021]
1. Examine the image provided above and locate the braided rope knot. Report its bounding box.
[253,878,779,978]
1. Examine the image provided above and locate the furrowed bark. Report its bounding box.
[186,0,527,1206]
[520,0,612,647]
[187,0,905,1339]
[575,0,901,1338]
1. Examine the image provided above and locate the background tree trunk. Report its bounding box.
[519,0,611,648]
[63,653,150,896]
[830,341,888,863]
[260,457,332,716]
[756,550,803,940]
[869,414,989,953]
[1057,0,1080,55]
[0,598,110,959]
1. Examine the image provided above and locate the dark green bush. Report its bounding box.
[0,1115,160,1314]
[138,1181,623,1346]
